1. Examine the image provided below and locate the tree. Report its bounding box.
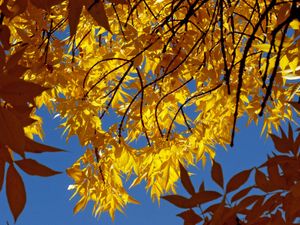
[0,0,299,221]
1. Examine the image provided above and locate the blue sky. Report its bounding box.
[0,106,276,225]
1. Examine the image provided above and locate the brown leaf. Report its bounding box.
[211,160,224,188]
[30,0,64,10]
[269,133,291,153]
[255,169,271,192]
[84,0,110,31]
[6,46,27,71]
[193,191,222,205]
[162,195,196,208]
[238,195,263,210]
[15,159,60,176]
[177,209,202,225]
[68,0,83,37]
[198,181,205,193]
[289,101,300,112]
[226,169,252,193]
[290,182,300,198]
[0,80,48,106]
[0,108,25,156]
[179,162,195,195]
[0,25,10,49]
[209,198,225,225]
[6,164,26,221]
[24,137,65,153]
[0,159,5,191]
[0,46,5,69]
[231,186,253,202]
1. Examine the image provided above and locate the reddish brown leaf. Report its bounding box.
[24,137,65,153]
[231,186,253,202]
[179,162,195,195]
[209,198,225,225]
[291,182,300,198]
[269,133,290,153]
[162,195,196,208]
[6,46,27,71]
[0,107,25,155]
[68,0,83,37]
[0,160,5,191]
[193,191,222,205]
[30,0,64,10]
[0,46,5,69]
[177,209,202,225]
[226,169,252,193]
[6,164,26,221]
[0,80,48,106]
[238,195,263,210]
[289,101,300,112]
[198,181,205,193]
[0,25,10,49]
[211,160,224,188]
[255,169,271,192]
[15,159,60,177]
[84,0,110,31]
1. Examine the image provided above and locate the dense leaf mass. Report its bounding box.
[164,123,300,225]
[0,0,299,220]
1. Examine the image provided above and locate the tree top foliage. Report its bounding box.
[0,0,299,221]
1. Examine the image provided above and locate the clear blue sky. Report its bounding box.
[0,106,276,225]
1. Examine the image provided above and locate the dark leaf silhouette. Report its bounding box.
[6,165,26,221]
[211,160,224,188]
[177,209,202,225]
[226,169,252,193]
[231,186,253,202]
[162,195,196,208]
[193,191,222,205]
[24,137,65,153]
[0,108,25,155]
[15,159,61,177]
[289,101,300,112]
[179,162,195,195]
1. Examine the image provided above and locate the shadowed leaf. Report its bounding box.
[0,108,25,156]
[68,0,83,37]
[24,137,65,153]
[15,159,61,177]
[177,209,202,225]
[179,162,195,195]
[226,169,252,193]
[289,101,300,112]
[84,0,110,32]
[6,165,26,221]
[231,186,253,202]
[211,160,224,188]
[162,195,195,208]
[193,191,222,205]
